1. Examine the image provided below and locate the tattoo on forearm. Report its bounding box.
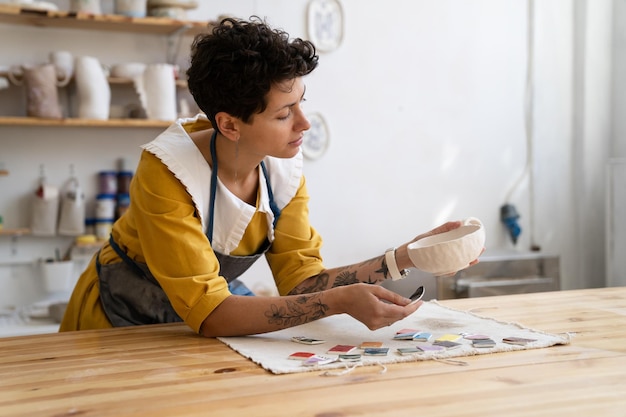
[333,270,359,287]
[377,257,391,280]
[291,256,388,295]
[264,293,329,326]
[293,273,329,293]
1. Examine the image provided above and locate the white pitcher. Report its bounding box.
[74,56,110,120]
[134,63,177,121]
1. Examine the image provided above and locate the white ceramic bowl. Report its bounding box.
[407,217,485,276]
[110,63,146,79]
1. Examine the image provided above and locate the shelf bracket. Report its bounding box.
[11,235,19,256]
[166,24,192,65]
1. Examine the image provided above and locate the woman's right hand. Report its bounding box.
[329,283,422,330]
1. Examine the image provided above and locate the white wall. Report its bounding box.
[614,0,626,158]
[0,0,620,311]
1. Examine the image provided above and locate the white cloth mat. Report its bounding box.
[218,300,570,374]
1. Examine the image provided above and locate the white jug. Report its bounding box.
[58,177,86,236]
[30,183,60,236]
[134,63,177,121]
[74,56,110,120]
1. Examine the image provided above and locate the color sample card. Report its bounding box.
[359,341,383,349]
[396,328,420,335]
[432,340,462,349]
[338,354,362,362]
[288,351,316,360]
[393,333,417,340]
[302,355,336,366]
[397,347,421,355]
[412,332,432,342]
[503,336,537,346]
[327,344,357,354]
[416,344,445,352]
[291,336,325,345]
[363,347,389,356]
[394,329,419,340]
[463,334,491,340]
[434,334,462,342]
[472,339,496,348]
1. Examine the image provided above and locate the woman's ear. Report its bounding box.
[214,112,240,142]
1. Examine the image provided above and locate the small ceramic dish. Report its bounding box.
[148,6,187,19]
[408,285,425,305]
[110,63,146,79]
[407,217,485,276]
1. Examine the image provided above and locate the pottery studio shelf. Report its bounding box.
[0,68,188,129]
[0,228,31,237]
[0,4,208,36]
[0,5,202,128]
[0,75,190,127]
[0,116,172,128]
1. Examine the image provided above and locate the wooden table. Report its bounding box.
[2,287,625,417]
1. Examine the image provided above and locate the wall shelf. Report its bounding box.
[0,6,201,129]
[0,4,208,36]
[0,72,188,127]
[108,77,188,88]
[0,228,31,237]
[0,116,171,128]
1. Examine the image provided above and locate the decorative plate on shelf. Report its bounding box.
[302,112,329,160]
[307,0,344,52]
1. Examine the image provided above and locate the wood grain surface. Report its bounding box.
[1,287,625,417]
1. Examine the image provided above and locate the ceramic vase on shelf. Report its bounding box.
[74,56,110,120]
[70,0,102,14]
[7,63,64,119]
[134,63,177,121]
[114,0,147,17]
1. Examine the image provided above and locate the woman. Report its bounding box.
[60,17,473,337]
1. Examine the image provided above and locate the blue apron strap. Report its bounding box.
[208,130,219,244]
[259,160,281,227]
[108,234,146,278]
[208,131,281,241]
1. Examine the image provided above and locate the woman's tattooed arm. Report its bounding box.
[264,293,329,327]
[288,255,391,295]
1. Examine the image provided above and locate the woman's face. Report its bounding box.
[238,77,310,159]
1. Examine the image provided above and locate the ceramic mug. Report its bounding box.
[49,50,73,87]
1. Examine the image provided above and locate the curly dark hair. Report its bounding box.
[186,16,319,128]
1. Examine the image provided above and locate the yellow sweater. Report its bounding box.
[61,145,324,333]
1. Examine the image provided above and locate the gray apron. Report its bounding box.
[97,131,280,327]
